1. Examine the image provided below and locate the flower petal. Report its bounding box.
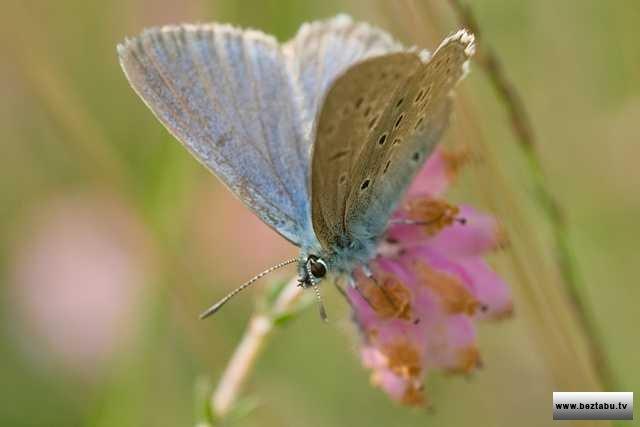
[406,146,470,198]
[387,204,502,256]
[348,140,512,406]
[423,205,504,256]
[405,246,512,320]
[424,314,480,374]
[456,258,513,320]
[410,259,479,316]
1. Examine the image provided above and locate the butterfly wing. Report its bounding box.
[283,14,403,129]
[311,30,475,250]
[118,24,310,245]
[310,52,422,249]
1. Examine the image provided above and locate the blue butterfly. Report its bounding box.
[118,15,474,320]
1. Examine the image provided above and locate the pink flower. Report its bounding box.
[7,195,153,380]
[347,146,512,406]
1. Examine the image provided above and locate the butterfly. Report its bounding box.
[117,15,474,320]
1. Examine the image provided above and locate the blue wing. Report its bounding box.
[118,24,310,245]
[284,15,403,134]
[118,17,409,248]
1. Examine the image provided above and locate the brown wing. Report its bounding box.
[283,14,403,132]
[311,30,475,250]
[310,52,422,249]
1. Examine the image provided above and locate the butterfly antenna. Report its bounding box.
[311,280,328,322]
[199,258,298,319]
[306,264,328,322]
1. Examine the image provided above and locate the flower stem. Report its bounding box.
[211,277,302,419]
[447,0,617,390]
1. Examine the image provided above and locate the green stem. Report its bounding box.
[210,278,302,420]
[447,0,617,391]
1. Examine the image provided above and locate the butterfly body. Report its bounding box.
[297,233,378,287]
[118,15,474,312]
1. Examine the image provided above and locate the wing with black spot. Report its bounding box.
[311,30,475,250]
[283,14,403,132]
[310,52,421,249]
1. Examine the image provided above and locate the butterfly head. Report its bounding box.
[298,254,328,288]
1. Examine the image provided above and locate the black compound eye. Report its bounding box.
[308,257,327,278]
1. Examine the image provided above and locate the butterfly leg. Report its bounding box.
[362,263,399,312]
[347,275,358,289]
[389,217,467,226]
[363,265,423,324]
[331,276,353,307]
[361,264,375,279]
[347,274,376,311]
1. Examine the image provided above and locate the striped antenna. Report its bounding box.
[306,262,328,322]
[199,258,298,319]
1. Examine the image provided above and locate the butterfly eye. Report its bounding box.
[308,256,327,279]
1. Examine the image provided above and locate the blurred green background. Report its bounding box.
[1,1,638,426]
